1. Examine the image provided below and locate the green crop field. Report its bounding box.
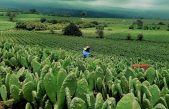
[0,16,16,30]
[0,11,169,109]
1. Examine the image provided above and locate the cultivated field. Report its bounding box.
[0,11,169,109]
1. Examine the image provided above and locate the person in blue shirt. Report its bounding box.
[82,46,91,58]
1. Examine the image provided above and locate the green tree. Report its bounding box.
[63,23,82,36]
[40,18,47,23]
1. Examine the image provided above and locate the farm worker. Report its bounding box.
[82,46,91,58]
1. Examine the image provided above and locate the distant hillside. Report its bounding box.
[0,1,169,19]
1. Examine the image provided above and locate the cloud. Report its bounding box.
[1,0,169,10]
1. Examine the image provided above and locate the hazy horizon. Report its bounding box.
[0,0,169,19]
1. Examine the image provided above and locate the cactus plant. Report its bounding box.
[37,80,45,101]
[31,58,41,75]
[165,94,169,108]
[25,102,32,109]
[142,98,152,109]
[22,81,36,102]
[20,56,29,68]
[116,93,141,109]
[43,71,57,104]
[9,73,21,88]
[145,67,156,84]
[85,93,95,109]
[0,85,7,101]
[5,73,11,93]
[120,76,129,94]
[95,93,104,109]
[156,97,168,109]
[107,97,116,109]
[149,84,160,106]
[87,71,95,91]
[57,73,77,109]
[125,68,136,79]
[10,85,20,101]
[105,68,113,84]
[45,100,53,109]
[65,87,72,109]
[75,78,89,100]
[153,103,167,109]
[57,68,67,100]
[96,77,103,92]
[141,84,152,99]
[70,97,87,109]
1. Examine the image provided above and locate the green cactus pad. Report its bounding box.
[10,85,20,101]
[43,72,57,104]
[70,97,87,109]
[153,103,167,109]
[57,73,77,109]
[31,58,41,74]
[95,93,104,109]
[145,67,156,84]
[116,93,141,109]
[22,81,36,102]
[45,100,53,109]
[75,78,89,100]
[149,84,160,106]
[25,102,32,109]
[0,85,7,101]
[65,87,72,109]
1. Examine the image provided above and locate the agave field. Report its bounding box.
[0,42,169,109]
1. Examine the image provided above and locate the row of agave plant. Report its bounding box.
[0,42,169,109]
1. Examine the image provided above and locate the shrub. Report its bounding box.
[96,29,104,38]
[132,20,143,29]
[158,22,165,25]
[40,18,47,23]
[48,19,58,24]
[81,22,95,28]
[63,23,82,36]
[135,20,143,27]
[137,25,143,29]
[16,21,47,31]
[26,23,35,31]
[96,24,104,30]
[96,24,104,38]
[34,23,47,31]
[107,28,112,31]
[76,21,96,28]
[144,25,149,30]
[0,13,4,16]
[137,33,144,41]
[126,34,132,40]
[91,21,99,25]
[129,25,134,29]
[157,27,160,30]
[16,22,26,29]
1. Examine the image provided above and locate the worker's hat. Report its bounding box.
[83,46,90,50]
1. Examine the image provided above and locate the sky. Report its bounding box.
[3,0,168,10]
[1,0,169,19]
